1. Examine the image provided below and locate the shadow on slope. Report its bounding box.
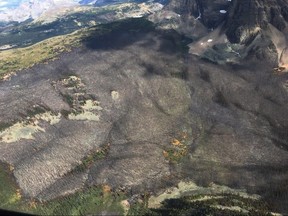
[82,18,192,55]
[82,18,155,50]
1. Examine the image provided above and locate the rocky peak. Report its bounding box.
[225,0,288,43]
[168,0,288,43]
[165,0,288,69]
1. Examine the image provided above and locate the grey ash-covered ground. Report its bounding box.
[0,2,288,214]
[0,19,192,200]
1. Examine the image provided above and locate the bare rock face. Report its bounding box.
[166,0,288,67]
[157,1,228,42]
[168,0,288,42]
[225,0,288,43]
[166,0,230,28]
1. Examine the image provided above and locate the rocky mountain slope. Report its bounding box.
[0,0,288,215]
[166,0,288,70]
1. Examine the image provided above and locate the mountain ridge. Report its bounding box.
[165,0,288,70]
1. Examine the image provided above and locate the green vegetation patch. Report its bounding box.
[0,161,276,216]
[33,185,125,216]
[0,17,154,79]
[128,192,157,216]
[0,122,14,132]
[0,162,26,213]
[162,130,191,163]
[0,161,125,215]
[74,143,110,172]
[0,29,85,78]
[26,105,47,118]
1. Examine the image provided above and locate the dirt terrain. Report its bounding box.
[0,0,288,213]
[0,17,288,214]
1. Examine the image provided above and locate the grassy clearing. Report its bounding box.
[0,28,88,79]
[0,161,125,215]
[0,145,122,215]
[32,186,125,216]
[0,17,154,79]
[0,22,102,78]
[0,163,27,213]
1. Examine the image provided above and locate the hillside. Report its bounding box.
[0,0,288,215]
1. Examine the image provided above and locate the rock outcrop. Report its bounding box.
[225,0,288,43]
[166,0,288,68]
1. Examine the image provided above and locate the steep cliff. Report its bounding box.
[166,0,288,68]
[225,0,288,43]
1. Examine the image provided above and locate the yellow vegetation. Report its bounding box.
[8,189,22,204]
[29,199,37,209]
[163,130,191,162]
[162,150,169,158]
[102,184,112,197]
[171,138,182,146]
[9,164,14,172]
[15,189,22,200]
